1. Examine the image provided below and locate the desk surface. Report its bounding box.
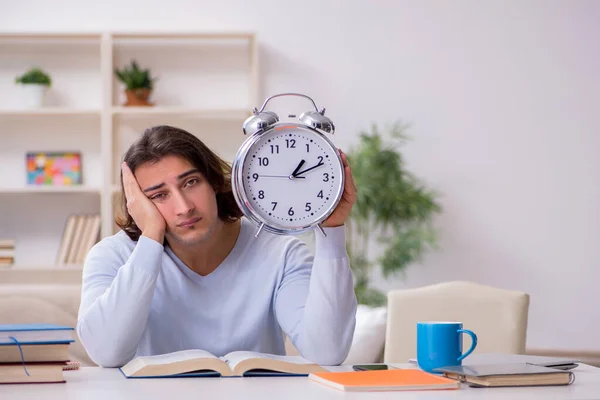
[1,363,599,399]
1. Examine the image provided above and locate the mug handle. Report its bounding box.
[457,329,478,361]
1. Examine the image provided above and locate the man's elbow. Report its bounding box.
[302,343,351,366]
[77,320,132,368]
[299,328,354,366]
[83,341,134,368]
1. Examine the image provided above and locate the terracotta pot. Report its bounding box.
[124,88,152,106]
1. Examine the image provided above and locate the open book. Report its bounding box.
[120,349,328,378]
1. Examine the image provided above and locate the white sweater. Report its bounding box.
[76,217,357,367]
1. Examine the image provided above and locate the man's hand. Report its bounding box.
[122,162,167,243]
[321,150,357,228]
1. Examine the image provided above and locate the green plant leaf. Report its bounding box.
[15,67,52,86]
[114,59,156,90]
[346,121,442,304]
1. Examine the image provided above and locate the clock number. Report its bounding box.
[270,145,279,154]
[317,190,323,199]
[258,190,265,199]
[258,157,269,166]
[305,202,312,212]
[317,156,323,164]
[252,173,259,182]
[271,202,277,211]
[323,173,329,182]
[288,207,295,216]
[286,139,296,148]
[306,143,310,153]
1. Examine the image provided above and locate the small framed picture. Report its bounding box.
[26,151,83,186]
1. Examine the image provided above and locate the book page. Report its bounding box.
[135,349,218,366]
[223,351,314,371]
[121,349,229,378]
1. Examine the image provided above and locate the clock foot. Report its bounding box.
[317,224,327,238]
[255,222,265,238]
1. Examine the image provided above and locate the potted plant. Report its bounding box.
[15,67,52,108]
[346,122,442,306]
[114,60,157,106]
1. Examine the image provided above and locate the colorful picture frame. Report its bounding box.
[26,151,82,186]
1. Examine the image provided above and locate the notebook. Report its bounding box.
[409,354,580,370]
[120,349,327,378]
[433,363,575,387]
[308,369,460,392]
[0,324,74,345]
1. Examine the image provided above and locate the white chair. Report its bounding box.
[383,281,530,363]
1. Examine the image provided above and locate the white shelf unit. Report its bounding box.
[0,109,101,116]
[0,32,259,269]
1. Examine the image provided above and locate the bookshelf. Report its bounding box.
[0,31,259,270]
[0,186,101,194]
[0,109,101,116]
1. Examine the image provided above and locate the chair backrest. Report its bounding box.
[383,281,530,363]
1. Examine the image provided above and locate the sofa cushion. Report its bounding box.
[343,304,387,364]
[284,304,387,364]
[0,284,94,366]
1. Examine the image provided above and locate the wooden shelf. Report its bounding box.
[0,32,101,41]
[112,32,254,40]
[0,266,83,285]
[111,106,250,119]
[0,30,258,265]
[0,186,102,194]
[0,108,101,117]
[2,265,83,270]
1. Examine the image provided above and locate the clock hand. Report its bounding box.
[291,160,306,177]
[259,174,305,179]
[294,162,324,177]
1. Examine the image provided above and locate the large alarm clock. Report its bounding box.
[231,93,345,237]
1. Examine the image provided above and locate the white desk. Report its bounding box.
[1,363,599,399]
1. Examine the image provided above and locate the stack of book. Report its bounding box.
[0,239,15,267]
[56,214,102,266]
[0,323,75,384]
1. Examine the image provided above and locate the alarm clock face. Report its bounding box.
[235,124,344,233]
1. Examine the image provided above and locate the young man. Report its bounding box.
[77,125,358,368]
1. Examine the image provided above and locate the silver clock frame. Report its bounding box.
[232,122,345,238]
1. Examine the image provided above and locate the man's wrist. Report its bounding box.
[142,227,165,244]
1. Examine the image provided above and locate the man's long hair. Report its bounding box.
[115,125,242,241]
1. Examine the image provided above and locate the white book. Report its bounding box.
[76,214,101,263]
[56,215,77,265]
[0,249,15,257]
[65,215,86,265]
[120,349,326,378]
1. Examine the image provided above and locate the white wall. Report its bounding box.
[1,0,599,351]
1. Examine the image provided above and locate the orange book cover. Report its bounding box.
[309,369,460,392]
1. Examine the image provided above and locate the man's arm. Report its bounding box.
[274,225,357,366]
[76,235,164,367]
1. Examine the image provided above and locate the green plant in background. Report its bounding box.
[346,122,442,306]
[114,60,156,91]
[15,67,52,86]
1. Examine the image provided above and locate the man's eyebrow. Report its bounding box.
[142,169,200,193]
[143,182,165,193]
[177,169,200,180]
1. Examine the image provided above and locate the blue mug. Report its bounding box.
[416,321,477,373]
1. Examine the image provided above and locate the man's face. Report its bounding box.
[134,154,220,246]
